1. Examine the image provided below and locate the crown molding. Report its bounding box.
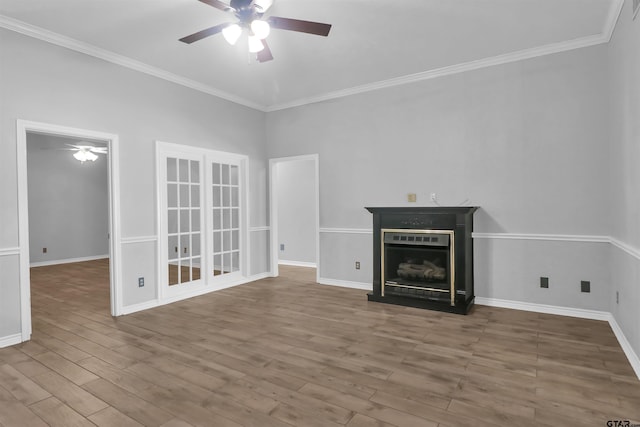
[267,0,624,112]
[603,0,625,42]
[1,0,624,113]
[266,33,608,112]
[0,15,266,112]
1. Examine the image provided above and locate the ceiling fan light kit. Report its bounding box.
[247,34,265,53]
[222,23,242,45]
[250,19,270,39]
[73,149,99,163]
[180,0,332,63]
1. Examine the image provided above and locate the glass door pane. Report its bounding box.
[211,162,241,278]
[167,157,202,287]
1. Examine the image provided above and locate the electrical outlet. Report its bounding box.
[430,193,437,202]
[581,280,590,293]
[280,244,285,251]
[138,277,144,287]
[540,277,549,288]
[42,247,47,254]
[355,261,360,270]
[407,193,416,202]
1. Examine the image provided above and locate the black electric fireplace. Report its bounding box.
[366,206,478,314]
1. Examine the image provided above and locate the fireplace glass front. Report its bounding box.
[382,229,455,305]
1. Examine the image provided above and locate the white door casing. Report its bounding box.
[16,120,122,342]
[268,154,320,281]
[156,141,249,302]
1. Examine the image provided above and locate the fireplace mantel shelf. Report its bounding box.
[366,206,478,214]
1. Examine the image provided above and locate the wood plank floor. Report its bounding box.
[1,259,639,426]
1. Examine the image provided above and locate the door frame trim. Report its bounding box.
[268,154,320,282]
[16,119,123,341]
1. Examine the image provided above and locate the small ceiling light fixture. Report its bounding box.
[250,19,270,39]
[73,149,98,163]
[222,23,242,45]
[248,34,264,53]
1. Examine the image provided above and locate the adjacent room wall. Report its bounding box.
[0,28,268,340]
[276,159,317,265]
[266,43,612,311]
[27,133,109,265]
[608,0,640,362]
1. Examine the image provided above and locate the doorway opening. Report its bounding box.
[16,120,122,342]
[269,154,319,281]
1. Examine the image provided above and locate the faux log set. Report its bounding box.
[397,259,446,281]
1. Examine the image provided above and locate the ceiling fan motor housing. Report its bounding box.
[232,1,262,23]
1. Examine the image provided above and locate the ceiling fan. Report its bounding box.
[179,0,332,63]
[44,144,108,163]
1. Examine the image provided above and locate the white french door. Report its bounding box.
[157,142,247,300]
[165,154,203,291]
[210,161,242,279]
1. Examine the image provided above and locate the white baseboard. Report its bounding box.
[474,297,611,321]
[475,296,640,380]
[249,272,272,281]
[278,260,317,268]
[318,277,372,291]
[0,333,23,348]
[119,272,273,316]
[120,299,160,316]
[30,254,109,268]
[608,315,640,379]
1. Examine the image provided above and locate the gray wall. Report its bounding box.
[608,0,640,362]
[266,43,612,311]
[276,159,316,264]
[1,4,638,363]
[0,28,268,338]
[27,133,109,264]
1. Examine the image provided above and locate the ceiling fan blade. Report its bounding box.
[90,148,109,154]
[267,16,331,37]
[256,39,274,62]
[179,23,229,44]
[197,0,234,12]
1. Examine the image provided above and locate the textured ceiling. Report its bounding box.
[0,0,622,111]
